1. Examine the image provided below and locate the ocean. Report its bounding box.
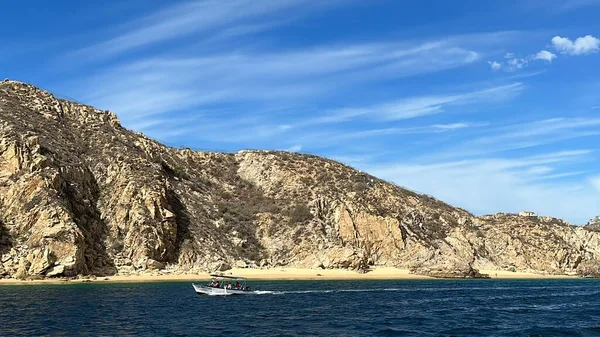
[1,279,599,336]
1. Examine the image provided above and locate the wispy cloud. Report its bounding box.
[366,150,600,224]
[434,117,600,159]
[489,56,531,72]
[323,122,486,140]
[477,118,600,142]
[69,0,345,61]
[488,61,502,71]
[432,122,486,130]
[264,120,491,154]
[303,83,523,125]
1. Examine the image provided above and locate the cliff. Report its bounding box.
[1,80,599,279]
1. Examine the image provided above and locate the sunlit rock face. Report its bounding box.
[1,80,600,279]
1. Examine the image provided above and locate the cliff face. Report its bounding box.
[1,80,599,279]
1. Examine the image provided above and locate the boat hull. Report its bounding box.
[192,284,252,296]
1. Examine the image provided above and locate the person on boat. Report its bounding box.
[215,281,220,288]
[235,282,241,289]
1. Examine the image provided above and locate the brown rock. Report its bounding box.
[146,259,165,270]
[577,260,600,278]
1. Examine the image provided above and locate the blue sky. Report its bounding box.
[2,0,599,223]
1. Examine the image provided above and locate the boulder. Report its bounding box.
[233,260,247,268]
[15,258,31,280]
[27,247,56,275]
[209,261,231,272]
[577,260,600,278]
[118,265,137,275]
[1,254,11,263]
[146,259,165,271]
[46,264,65,277]
[411,261,490,279]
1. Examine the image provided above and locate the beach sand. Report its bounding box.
[480,269,577,279]
[0,267,579,285]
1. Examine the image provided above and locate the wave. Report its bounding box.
[253,288,406,295]
[252,287,600,300]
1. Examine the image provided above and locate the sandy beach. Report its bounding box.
[0,267,581,285]
[479,269,578,279]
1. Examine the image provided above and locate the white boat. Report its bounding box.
[193,274,253,296]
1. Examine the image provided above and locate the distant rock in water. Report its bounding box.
[1,80,600,280]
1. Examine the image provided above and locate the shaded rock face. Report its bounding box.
[1,80,600,279]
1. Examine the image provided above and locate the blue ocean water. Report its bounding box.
[1,279,600,336]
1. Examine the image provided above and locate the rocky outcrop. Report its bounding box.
[1,80,600,280]
[585,216,600,231]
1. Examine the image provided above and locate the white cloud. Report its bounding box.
[489,34,598,72]
[489,52,549,72]
[288,122,490,149]
[525,166,554,175]
[488,61,502,71]
[552,35,600,55]
[366,151,600,224]
[432,123,478,130]
[506,58,528,71]
[489,57,529,72]
[534,50,557,62]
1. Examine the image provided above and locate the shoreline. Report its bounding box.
[0,267,583,285]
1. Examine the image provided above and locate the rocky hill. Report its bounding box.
[585,216,600,231]
[1,80,599,280]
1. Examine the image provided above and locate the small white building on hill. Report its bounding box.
[518,211,536,217]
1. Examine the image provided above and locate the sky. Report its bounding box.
[1,0,599,224]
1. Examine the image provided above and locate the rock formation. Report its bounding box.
[1,80,600,279]
[585,216,600,231]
